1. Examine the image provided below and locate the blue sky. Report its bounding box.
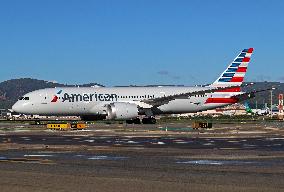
[0,0,284,86]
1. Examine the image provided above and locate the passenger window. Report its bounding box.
[24,97,29,100]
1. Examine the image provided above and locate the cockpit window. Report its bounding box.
[19,97,29,100]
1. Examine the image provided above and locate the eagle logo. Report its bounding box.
[51,90,62,102]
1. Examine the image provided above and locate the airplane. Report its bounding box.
[244,102,254,114]
[12,48,264,123]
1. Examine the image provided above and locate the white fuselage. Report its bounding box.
[12,86,241,116]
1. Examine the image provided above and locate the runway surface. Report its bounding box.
[0,122,284,192]
[1,134,284,150]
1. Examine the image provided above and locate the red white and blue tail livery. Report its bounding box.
[212,48,253,87]
[204,48,254,104]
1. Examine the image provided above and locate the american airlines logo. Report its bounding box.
[62,93,118,102]
[51,90,62,102]
[51,90,118,103]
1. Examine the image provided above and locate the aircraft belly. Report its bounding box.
[157,99,230,114]
[158,99,206,113]
[203,103,228,110]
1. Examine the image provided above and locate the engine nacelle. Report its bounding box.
[106,102,139,120]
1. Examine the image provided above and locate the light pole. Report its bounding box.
[270,88,276,119]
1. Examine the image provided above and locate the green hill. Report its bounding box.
[243,82,284,109]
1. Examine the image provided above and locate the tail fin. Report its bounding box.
[211,48,254,87]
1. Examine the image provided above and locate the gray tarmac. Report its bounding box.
[0,121,284,192]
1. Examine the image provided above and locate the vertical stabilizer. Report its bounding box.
[211,48,254,88]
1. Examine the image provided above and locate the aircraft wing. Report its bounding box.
[231,88,275,102]
[141,85,244,107]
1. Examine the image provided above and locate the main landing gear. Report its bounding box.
[126,117,156,124]
[126,118,141,124]
[142,117,156,124]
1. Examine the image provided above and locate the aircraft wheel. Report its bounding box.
[126,118,141,124]
[142,117,156,124]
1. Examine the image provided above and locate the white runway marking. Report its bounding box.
[177,160,223,165]
[203,143,214,146]
[175,141,189,144]
[177,160,254,165]
[266,138,284,141]
[227,140,240,143]
[24,154,54,157]
[88,155,128,160]
[127,140,139,144]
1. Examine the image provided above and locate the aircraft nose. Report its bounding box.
[12,102,24,113]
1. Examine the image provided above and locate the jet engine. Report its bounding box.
[106,102,139,120]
